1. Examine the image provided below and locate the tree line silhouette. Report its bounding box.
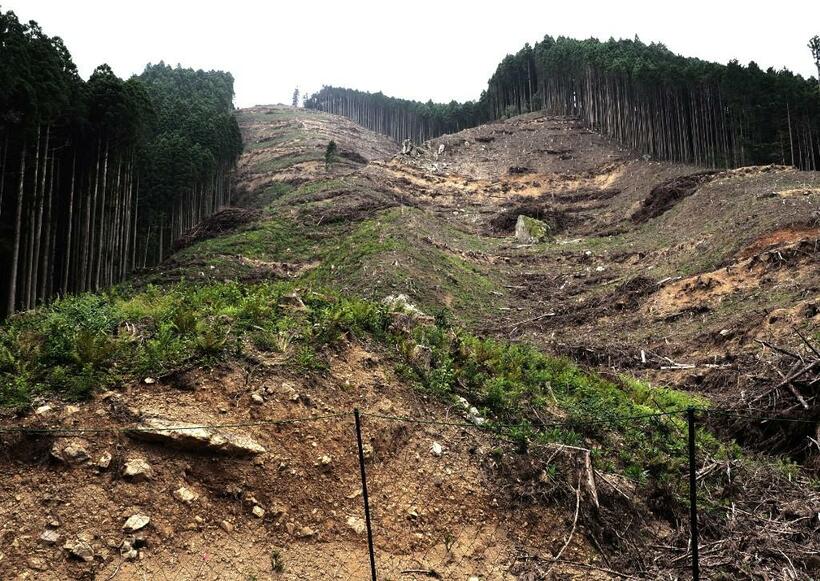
[0,10,243,316]
[305,36,820,170]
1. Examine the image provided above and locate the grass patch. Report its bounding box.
[0,279,735,512]
[249,152,323,173]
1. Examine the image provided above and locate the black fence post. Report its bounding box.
[354,408,378,581]
[687,407,700,581]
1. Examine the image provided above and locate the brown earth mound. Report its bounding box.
[174,208,261,251]
[631,170,719,223]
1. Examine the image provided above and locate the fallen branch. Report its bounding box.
[543,468,582,578]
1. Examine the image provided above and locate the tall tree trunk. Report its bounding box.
[83,138,101,292]
[62,152,77,295]
[31,126,50,306]
[24,127,42,310]
[0,133,8,218]
[7,141,26,315]
[94,139,109,290]
[40,151,55,301]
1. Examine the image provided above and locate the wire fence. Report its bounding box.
[0,406,816,580]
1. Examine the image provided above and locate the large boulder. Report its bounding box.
[515,215,550,244]
[127,417,266,456]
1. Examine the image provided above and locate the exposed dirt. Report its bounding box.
[0,342,601,580]
[4,105,820,579]
[174,208,262,250]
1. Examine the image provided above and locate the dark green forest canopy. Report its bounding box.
[305,36,820,170]
[0,9,243,316]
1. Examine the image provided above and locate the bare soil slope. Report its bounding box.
[2,105,818,580]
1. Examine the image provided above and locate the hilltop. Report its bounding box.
[0,105,817,579]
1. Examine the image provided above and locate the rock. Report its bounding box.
[39,529,61,545]
[297,526,316,538]
[430,442,443,457]
[120,538,139,560]
[173,486,198,504]
[219,520,234,533]
[127,417,266,456]
[278,293,308,311]
[51,438,90,464]
[122,458,153,481]
[382,293,427,317]
[35,404,53,416]
[96,452,112,470]
[410,344,433,372]
[64,405,81,416]
[143,377,156,385]
[123,514,150,533]
[515,215,550,244]
[468,407,486,426]
[318,454,332,470]
[383,294,435,334]
[63,538,94,562]
[29,556,48,570]
[252,506,265,518]
[346,516,366,535]
[250,392,265,405]
[362,443,374,461]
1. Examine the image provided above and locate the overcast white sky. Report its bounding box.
[4,0,819,108]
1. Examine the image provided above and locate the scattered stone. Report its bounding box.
[143,377,156,385]
[383,294,435,333]
[383,293,427,317]
[39,529,61,545]
[123,514,150,533]
[250,392,265,405]
[318,454,332,470]
[173,486,198,504]
[410,344,433,372]
[120,538,139,560]
[252,506,265,518]
[128,417,266,456]
[63,405,81,416]
[63,537,94,562]
[122,458,153,481]
[285,522,295,535]
[407,507,420,519]
[515,215,550,244]
[346,516,366,535]
[278,293,308,311]
[219,520,234,533]
[270,502,287,518]
[362,443,374,461]
[28,557,48,571]
[456,396,486,426]
[96,452,112,470]
[51,438,90,464]
[430,442,443,457]
[35,404,53,416]
[297,526,316,538]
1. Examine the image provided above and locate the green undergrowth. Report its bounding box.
[249,152,323,173]
[0,279,733,489]
[170,207,502,323]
